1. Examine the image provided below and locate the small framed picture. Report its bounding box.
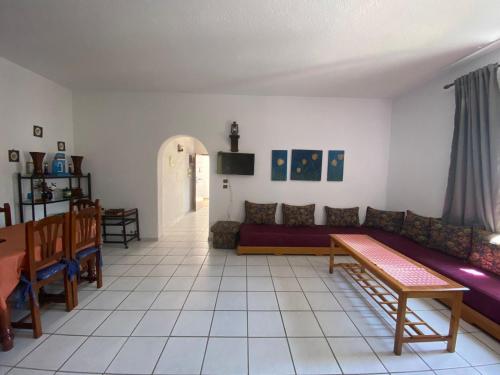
[8,149,20,162]
[57,141,66,151]
[33,125,43,138]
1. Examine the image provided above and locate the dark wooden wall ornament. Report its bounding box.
[229,121,240,152]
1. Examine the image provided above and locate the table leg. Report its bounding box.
[447,292,463,352]
[135,209,141,241]
[394,293,408,355]
[329,251,335,273]
[0,309,14,351]
[122,216,128,249]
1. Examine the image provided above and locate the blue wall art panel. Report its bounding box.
[290,149,323,181]
[327,150,345,181]
[271,150,287,181]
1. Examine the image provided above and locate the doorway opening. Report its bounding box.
[157,135,209,239]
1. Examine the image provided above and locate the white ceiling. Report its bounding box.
[1,0,500,98]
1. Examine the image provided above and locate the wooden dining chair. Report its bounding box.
[70,198,100,212]
[0,203,12,227]
[70,202,103,306]
[15,214,73,338]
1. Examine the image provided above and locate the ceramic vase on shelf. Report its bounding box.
[29,152,46,176]
[71,155,84,175]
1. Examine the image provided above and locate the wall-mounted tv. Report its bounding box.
[217,152,255,175]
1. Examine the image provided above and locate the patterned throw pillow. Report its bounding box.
[363,207,405,233]
[282,204,315,226]
[244,201,277,225]
[325,207,359,227]
[428,219,472,260]
[400,210,432,245]
[468,229,500,276]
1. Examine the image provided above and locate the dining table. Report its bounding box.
[0,223,27,352]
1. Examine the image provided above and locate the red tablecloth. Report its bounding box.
[0,224,27,311]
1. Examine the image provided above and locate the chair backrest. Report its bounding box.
[0,203,12,227]
[70,202,102,256]
[71,198,100,212]
[25,213,69,280]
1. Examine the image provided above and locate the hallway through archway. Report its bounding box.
[157,135,209,239]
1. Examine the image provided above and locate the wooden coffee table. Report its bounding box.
[329,234,468,355]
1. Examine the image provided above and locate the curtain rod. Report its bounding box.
[443,64,500,89]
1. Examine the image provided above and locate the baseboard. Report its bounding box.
[237,246,348,256]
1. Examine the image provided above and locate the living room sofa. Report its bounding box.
[237,202,500,339]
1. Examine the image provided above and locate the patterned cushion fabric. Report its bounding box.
[244,201,277,225]
[428,219,472,260]
[363,207,405,233]
[282,204,315,226]
[400,210,432,245]
[325,207,359,227]
[469,229,500,276]
[210,221,241,234]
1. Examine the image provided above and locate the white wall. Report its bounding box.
[386,47,500,217]
[73,93,392,239]
[196,154,210,201]
[158,135,208,234]
[0,57,74,225]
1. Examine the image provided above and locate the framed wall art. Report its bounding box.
[290,149,322,181]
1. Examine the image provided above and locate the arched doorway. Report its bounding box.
[157,135,209,239]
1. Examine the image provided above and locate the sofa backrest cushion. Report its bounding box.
[325,206,359,227]
[400,210,432,245]
[428,219,472,260]
[363,206,404,233]
[469,229,500,276]
[282,204,315,226]
[244,201,277,225]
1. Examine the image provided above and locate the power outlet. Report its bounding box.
[223,179,228,183]
[223,184,228,189]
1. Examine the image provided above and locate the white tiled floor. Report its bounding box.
[1,207,499,374]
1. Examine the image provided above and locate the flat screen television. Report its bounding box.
[217,152,255,175]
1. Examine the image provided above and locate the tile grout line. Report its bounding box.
[246,254,250,375]
[6,229,497,375]
[66,248,159,374]
[99,246,177,375]
[298,256,344,375]
[151,245,204,375]
[270,255,298,375]
[198,249,225,375]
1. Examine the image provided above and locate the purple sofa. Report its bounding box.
[239,223,500,326]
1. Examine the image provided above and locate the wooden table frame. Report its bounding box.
[329,234,468,355]
[102,208,140,249]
